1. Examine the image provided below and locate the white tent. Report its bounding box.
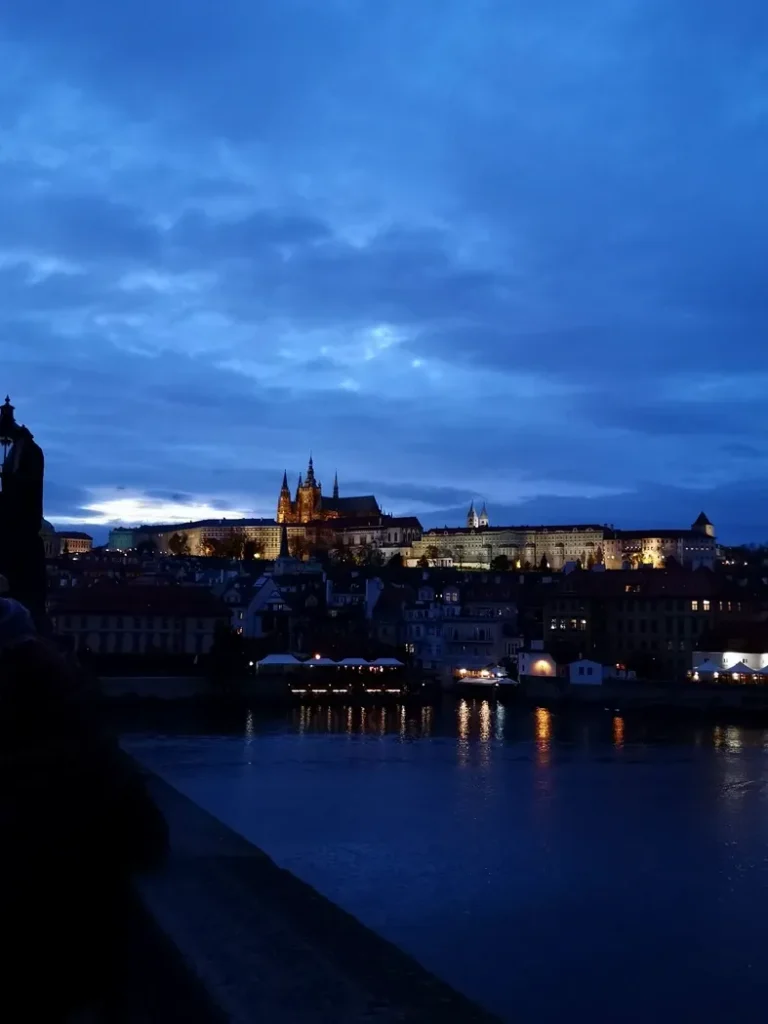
[370,657,404,667]
[337,657,369,667]
[305,657,337,667]
[692,659,722,676]
[725,661,755,676]
[257,653,302,666]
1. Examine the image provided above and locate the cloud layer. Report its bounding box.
[2,1,767,541]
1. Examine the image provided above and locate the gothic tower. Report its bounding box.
[478,502,489,528]
[466,501,479,529]
[333,470,339,500]
[277,470,293,524]
[297,455,322,522]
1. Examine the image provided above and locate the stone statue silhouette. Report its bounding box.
[0,397,47,627]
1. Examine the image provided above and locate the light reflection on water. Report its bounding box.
[125,702,768,1024]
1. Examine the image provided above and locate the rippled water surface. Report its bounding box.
[124,702,768,1022]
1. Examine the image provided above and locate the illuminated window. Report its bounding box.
[702,600,711,612]
[691,600,699,611]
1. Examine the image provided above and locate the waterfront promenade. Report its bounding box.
[134,766,500,1023]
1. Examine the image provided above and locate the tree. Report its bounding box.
[354,542,384,567]
[522,560,532,571]
[243,539,265,561]
[595,545,604,566]
[539,554,549,570]
[289,535,312,560]
[586,552,596,569]
[221,529,247,560]
[491,554,510,571]
[455,544,465,568]
[168,532,190,557]
[426,544,441,563]
[330,545,356,565]
[417,554,430,568]
[136,539,158,557]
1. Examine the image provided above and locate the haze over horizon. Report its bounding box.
[3,2,768,544]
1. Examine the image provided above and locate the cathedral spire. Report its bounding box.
[306,453,316,486]
[333,470,339,500]
[281,470,289,492]
[278,522,290,559]
[466,500,479,529]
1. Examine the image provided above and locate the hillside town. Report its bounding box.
[34,461,768,689]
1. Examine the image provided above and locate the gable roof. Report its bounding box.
[319,495,381,516]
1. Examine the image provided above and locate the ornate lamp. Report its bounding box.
[0,395,18,467]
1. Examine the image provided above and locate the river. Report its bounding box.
[124,701,768,1022]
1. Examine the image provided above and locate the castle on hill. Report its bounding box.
[277,456,381,524]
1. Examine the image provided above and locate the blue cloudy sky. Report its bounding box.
[2,1,767,541]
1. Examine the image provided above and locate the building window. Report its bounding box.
[702,600,711,612]
[691,600,699,611]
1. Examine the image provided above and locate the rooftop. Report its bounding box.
[49,584,228,617]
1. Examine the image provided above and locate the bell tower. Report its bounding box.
[277,470,293,523]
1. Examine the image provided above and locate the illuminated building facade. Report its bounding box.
[408,512,717,571]
[277,457,381,524]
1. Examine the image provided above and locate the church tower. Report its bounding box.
[277,470,293,524]
[333,471,339,500]
[297,455,322,522]
[467,501,479,529]
[478,502,489,528]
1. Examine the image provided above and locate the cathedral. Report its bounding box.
[277,456,381,524]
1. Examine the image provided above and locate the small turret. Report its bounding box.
[306,454,316,486]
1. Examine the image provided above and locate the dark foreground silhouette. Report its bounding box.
[0,601,168,1020]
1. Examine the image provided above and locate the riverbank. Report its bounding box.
[102,674,768,717]
[519,675,768,714]
[133,766,500,1023]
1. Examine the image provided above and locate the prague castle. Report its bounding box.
[277,456,381,524]
[407,505,717,571]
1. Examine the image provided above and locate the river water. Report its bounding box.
[124,701,768,1022]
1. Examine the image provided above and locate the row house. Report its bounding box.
[542,568,762,678]
[49,585,229,655]
[403,581,517,678]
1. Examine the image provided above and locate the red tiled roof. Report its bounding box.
[49,584,228,617]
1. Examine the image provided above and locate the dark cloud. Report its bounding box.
[1,0,767,537]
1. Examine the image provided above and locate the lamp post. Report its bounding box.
[0,395,18,474]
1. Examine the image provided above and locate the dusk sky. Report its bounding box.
[2,1,767,542]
